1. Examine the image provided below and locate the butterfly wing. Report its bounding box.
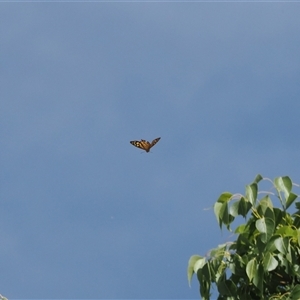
[130,137,160,152]
[150,137,161,148]
[130,140,151,152]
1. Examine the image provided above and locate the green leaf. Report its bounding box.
[263,252,278,272]
[253,174,263,184]
[264,206,275,220]
[217,279,237,296]
[214,201,234,230]
[198,276,210,300]
[257,237,266,254]
[245,183,257,206]
[265,235,280,253]
[197,262,212,299]
[214,202,223,228]
[187,255,203,286]
[200,260,212,282]
[216,192,233,204]
[209,244,227,259]
[276,225,296,238]
[246,258,257,282]
[214,192,233,228]
[253,263,264,293]
[257,196,273,215]
[274,176,292,202]
[290,284,300,300]
[229,254,246,277]
[238,197,252,217]
[293,213,300,228]
[219,202,229,224]
[274,236,289,255]
[274,208,284,227]
[277,253,289,270]
[229,200,239,217]
[286,192,298,210]
[256,217,275,243]
[235,224,247,234]
[211,260,226,282]
[297,229,300,247]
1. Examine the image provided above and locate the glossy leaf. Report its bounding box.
[263,252,278,272]
[238,197,252,217]
[245,183,257,206]
[187,255,203,286]
[216,192,233,204]
[229,200,239,217]
[257,196,273,215]
[286,192,298,210]
[256,217,275,243]
[274,236,289,255]
[274,176,292,202]
[246,258,257,282]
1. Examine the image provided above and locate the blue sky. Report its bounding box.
[1,2,300,299]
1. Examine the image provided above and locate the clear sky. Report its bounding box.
[1,2,300,299]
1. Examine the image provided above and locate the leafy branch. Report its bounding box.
[188,175,300,300]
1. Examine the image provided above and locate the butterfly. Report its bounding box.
[130,137,161,153]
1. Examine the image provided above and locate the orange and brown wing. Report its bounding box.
[130,140,151,152]
[130,137,160,152]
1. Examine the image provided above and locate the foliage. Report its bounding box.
[187,175,300,300]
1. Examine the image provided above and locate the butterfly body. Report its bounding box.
[130,137,161,152]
